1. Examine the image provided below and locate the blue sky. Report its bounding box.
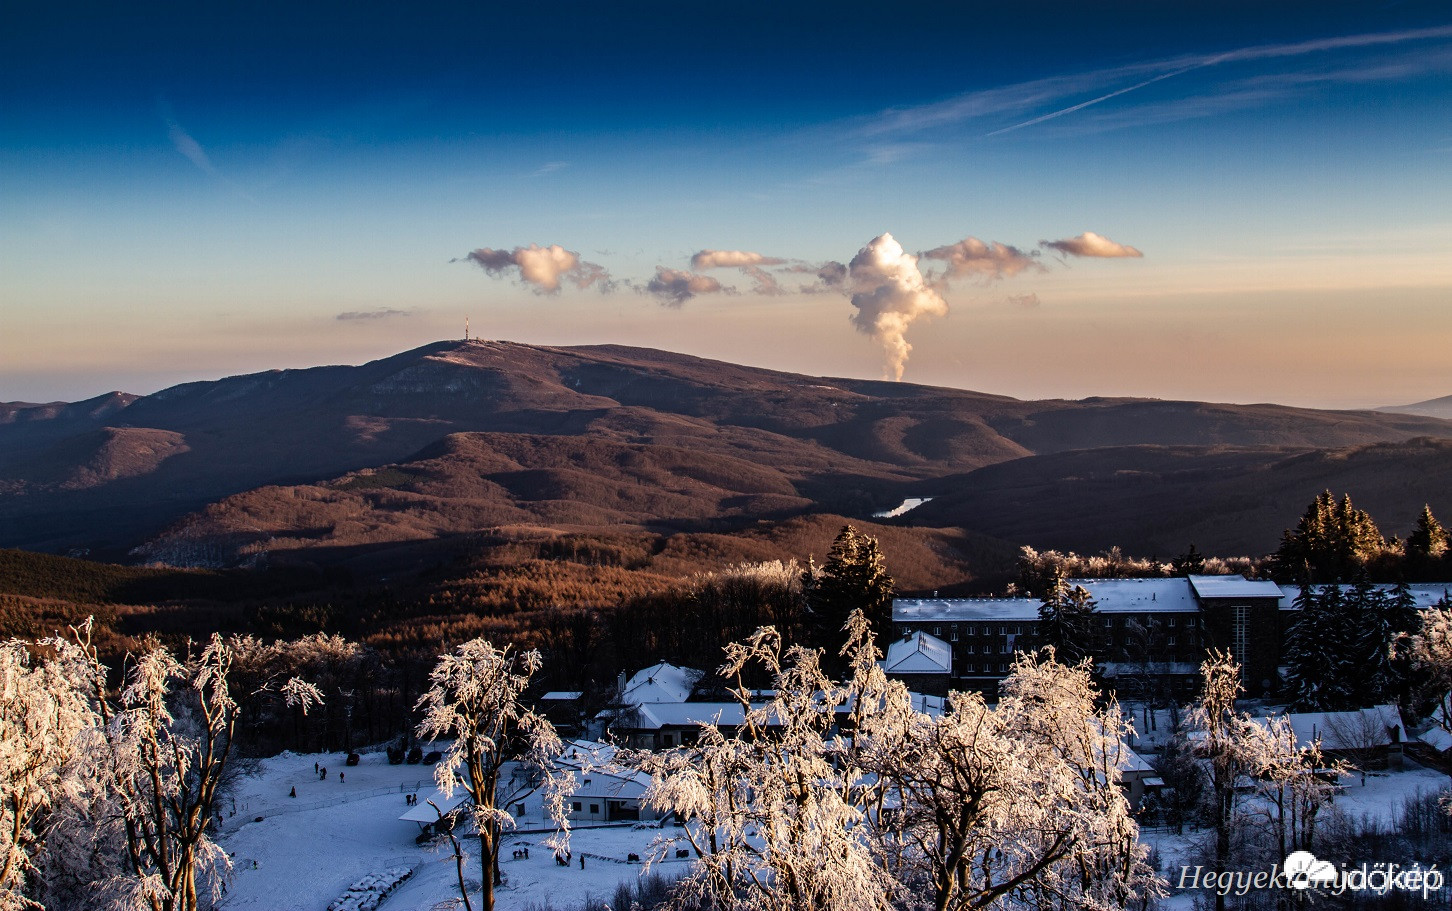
[3,1,1450,407]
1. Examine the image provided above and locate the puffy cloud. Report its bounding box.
[461,244,613,293]
[690,249,786,270]
[847,233,948,381]
[1041,231,1143,258]
[922,237,1042,279]
[645,267,724,307]
[336,308,411,321]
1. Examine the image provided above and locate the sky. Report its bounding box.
[3,1,1450,408]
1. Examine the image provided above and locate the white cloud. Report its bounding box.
[1041,232,1143,258]
[690,250,786,270]
[462,244,613,293]
[847,233,948,381]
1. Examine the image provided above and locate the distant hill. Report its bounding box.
[902,437,1452,557]
[4,339,1451,566]
[1379,394,1452,420]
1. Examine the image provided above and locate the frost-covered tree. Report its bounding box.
[639,614,1160,911]
[415,639,571,911]
[1189,652,1264,911]
[94,634,321,911]
[0,636,102,910]
[865,649,1158,911]
[639,618,897,911]
[1413,605,1452,738]
[1250,716,1341,862]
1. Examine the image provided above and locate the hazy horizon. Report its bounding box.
[5,2,1450,410]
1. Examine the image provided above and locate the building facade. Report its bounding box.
[893,576,1451,697]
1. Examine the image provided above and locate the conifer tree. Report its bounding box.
[1284,584,1360,710]
[1407,505,1448,575]
[804,526,894,660]
[1171,543,1206,577]
[1036,569,1099,665]
[1272,491,1385,583]
[1349,575,1394,705]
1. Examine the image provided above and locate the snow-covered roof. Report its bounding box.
[398,787,469,823]
[1253,705,1406,752]
[1188,575,1284,600]
[621,662,699,705]
[631,701,754,730]
[571,768,652,802]
[1419,726,1452,752]
[883,631,952,675]
[1119,749,1156,774]
[895,577,1201,622]
[541,691,583,701]
[1276,583,1452,611]
[894,598,1039,623]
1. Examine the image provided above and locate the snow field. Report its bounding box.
[217,749,683,911]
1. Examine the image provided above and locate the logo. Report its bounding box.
[1283,851,1339,890]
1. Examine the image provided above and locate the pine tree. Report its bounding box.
[1036,569,1099,665]
[805,526,894,660]
[1407,505,1448,577]
[1349,575,1393,705]
[1171,543,1206,577]
[1272,491,1385,583]
[1284,584,1361,710]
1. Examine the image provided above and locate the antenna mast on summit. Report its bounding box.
[465,316,470,341]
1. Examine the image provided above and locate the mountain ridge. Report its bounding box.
[4,339,1451,563]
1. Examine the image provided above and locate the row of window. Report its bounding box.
[920,616,1199,639]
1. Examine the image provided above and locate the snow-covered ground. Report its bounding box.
[219,746,1451,911]
[217,749,684,911]
[1147,761,1452,909]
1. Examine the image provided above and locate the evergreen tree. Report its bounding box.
[1284,584,1360,710]
[1407,505,1448,577]
[1348,575,1393,705]
[1272,491,1385,583]
[1171,543,1206,577]
[805,526,895,659]
[1036,569,1099,666]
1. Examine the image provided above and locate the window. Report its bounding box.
[1000,643,1010,654]
[590,804,599,814]
[1000,626,1007,635]
[934,626,942,637]
[999,663,1008,673]
[965,645,975,654]
[1168,617,1177,627]
[572,801,582,812]
[1168,636,1177,645]
[967,626,976,636]
[951,626,959,641]
[1103,617,1113,627]
[1232,605,1249,671]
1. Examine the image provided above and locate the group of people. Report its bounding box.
[551,851,584,869]
[511,846,530,860]
[404,793,419,807]
[312,761,341,783]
